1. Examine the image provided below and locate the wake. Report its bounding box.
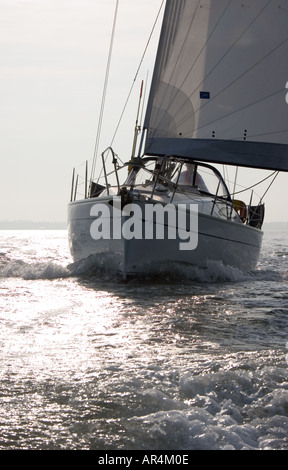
[0,252,283,284]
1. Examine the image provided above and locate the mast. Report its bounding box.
[131,80,144,160]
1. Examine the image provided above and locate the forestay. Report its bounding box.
[144,0,288,171]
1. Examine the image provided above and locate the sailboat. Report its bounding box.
[68,0,288,279]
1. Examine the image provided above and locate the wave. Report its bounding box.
[0,252,122,281]
[0,253,70,280]
[0,251,283,284]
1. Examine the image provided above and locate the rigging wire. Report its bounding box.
[90,0,120,186]
[93,0,164,184]
[259,171,279,203]
[90,0,164,187]
[231,170,279,197]
[109,0,165,148]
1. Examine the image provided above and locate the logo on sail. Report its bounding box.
[200,91,210,100]
[90,197,198,251]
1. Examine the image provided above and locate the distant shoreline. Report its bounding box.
[264,223,288,231]
[0,221,67,230]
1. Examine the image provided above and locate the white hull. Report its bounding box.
[68,196,263,278]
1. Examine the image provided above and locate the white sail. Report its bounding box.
[144,0,288,171]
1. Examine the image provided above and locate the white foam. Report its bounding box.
[1,248,283,285]
[130,365,288,450]
[0,257,70,280]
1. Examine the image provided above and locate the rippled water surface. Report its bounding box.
[0,229,288,450]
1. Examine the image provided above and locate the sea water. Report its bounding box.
[0,229,287,450]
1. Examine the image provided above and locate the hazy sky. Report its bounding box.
[0,0,287,224]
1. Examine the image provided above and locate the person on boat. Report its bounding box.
[179,164,207,191]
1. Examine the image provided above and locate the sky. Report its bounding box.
[0,0,287,224]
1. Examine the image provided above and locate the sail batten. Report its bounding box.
[144,0,288,171]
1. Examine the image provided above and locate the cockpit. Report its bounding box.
[128,157,231,201]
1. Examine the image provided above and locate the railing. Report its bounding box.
[70,161,89,202]
[70,148,121,202]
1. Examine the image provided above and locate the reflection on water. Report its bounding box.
[0,230,288,449]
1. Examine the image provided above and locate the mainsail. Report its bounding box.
[144,0,288,171]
